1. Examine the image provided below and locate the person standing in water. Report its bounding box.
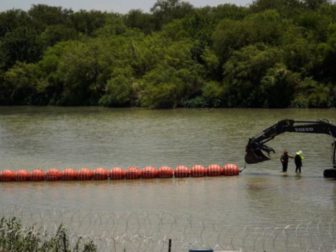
[294,150,304,173]
[280,150,292,172]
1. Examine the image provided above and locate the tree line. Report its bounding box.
[0,0,335,108]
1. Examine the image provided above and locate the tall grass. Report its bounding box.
[0,217,96,252]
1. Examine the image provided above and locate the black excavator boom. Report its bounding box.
[244,119,336,176]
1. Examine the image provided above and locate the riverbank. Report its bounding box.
[1,1,336,108]
[0,217,96,252]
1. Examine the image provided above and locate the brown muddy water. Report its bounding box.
[0,107,336,251]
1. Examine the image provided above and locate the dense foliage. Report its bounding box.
[0,0,335,108]
[0,217,96,251]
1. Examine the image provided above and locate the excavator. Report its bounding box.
[244,119,336,178]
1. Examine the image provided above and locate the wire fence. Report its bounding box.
[1,207,336,252]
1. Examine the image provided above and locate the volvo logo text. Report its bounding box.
[295,128,314,132]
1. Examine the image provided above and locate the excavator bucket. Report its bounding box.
[245,142,273,164]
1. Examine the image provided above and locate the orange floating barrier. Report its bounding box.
[15,169,31,181]
[174,165,190,178]
[158,166,173,178]
[142,166,158,179]
[78,168,93,180]
[191,164,207,177]
[93,168,108,180]
[110,167,126,180]
[207,164,223,176]
[46,168,62,181]
[223,163,240,176]
[125,166,141,179]
[31,169,45,181]
[0,170,15,182]
[62,168,78,180]
[0,163,240,183]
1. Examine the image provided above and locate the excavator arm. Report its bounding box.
[245,119,336,169]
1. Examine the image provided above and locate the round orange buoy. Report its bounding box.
[125,166,141,179]
[158,166,173,178]
[62,168,78,180]
[142,166,158,179]
[191,164,207,177]
[110,167,126,180]
[93,168,108,180]
[207,164,223,176]
[15,169,31,181]
[174,165,190,178]
[0,170,15,182]
[78,168,93,180]
[46,168,62,181]
[223,163,240,176]
[31,169,45,181]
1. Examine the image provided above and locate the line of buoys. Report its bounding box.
[0,164,240,182]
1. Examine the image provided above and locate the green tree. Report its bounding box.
[260,63,300,107]
[212,10,283,62]
[314,30,336,83]
[0,9,31,37]
[282,34,316,74]
[295,11,332,41]
[250,0,303,15]
[2,62,44,105]
[207,4,247,21]
[125,10,155,34]
[151,0,194,29]
[292,78,332,107]
[39,25,78,48]
[222,44,282,106]
[94,14,128,37]
[70,10,108,36]
[139,65,183,108]
[201,81,224,107]
[99,68,134,107]
[28,4,73,31]
[303,0,330,10]
[0,26,42,69]
[138,39,204,108]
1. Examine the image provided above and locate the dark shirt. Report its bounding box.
[281,153,289,164]
[295,154,302,167]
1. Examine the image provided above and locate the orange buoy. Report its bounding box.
[15,169,31,181]
[62,168,78,180]
[110,167,126,180]
[0,163,241,182]
[31,169,45,181]
[0,169,15,182]
[142,166,158,179]
[158,166,173,178]
[223,163,240,176]
[207,164,223,176]
[78,168,93,180]
[125,166,141,179]
[174,165,190,178]
[46,168,62,181]
[191,164,207,177]
[93,168,108,180]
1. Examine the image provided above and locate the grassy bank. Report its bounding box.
[0,217,96,252]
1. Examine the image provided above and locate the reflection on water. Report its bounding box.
[0,107,336,251]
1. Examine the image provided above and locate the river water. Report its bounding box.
[0,107,335,252]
